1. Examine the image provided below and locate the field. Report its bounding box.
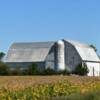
[0,76,100,100]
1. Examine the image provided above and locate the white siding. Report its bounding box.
[86,62,100,76]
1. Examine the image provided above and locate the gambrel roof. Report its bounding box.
[6,39,100,63]
[66,40,100,62]
[6,41,55,62]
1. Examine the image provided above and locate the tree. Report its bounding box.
[90,45,97,52]
[27,63,38,75]
[0,52,5,61]
[0,61,10,75]
[73,63,89,76]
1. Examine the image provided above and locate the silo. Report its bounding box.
[56,40,65,71]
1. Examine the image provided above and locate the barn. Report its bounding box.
[6,39,100,76]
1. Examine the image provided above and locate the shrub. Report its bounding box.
[57,69,71,75]
[21,68,29,75]
[0,52,5,61]
[43,68,56,75]
[73,63,89,76]
[0,61,10,75]
[42,68,71,75]
[10,66,22,75]
[27,63,39,75]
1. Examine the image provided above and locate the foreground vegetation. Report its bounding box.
[50,90,100,100]
[0,51,98,99]
[0,76,100,100]
[0,61,89,76]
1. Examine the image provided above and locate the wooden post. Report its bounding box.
[93,67,94,77]
[99,63,100,76]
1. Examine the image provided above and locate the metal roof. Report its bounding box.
[66,40,100,62]
[6,39,100,63]
[6,41,55,62]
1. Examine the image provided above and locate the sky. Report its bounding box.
[0,0,100,54]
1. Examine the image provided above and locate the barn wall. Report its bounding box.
[45,41,83,71]
[86,62,100,76]
[45,45,56,70]
[7,62,31,68]
[7,62,45,71]
[64,41,82,71]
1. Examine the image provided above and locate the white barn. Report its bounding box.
[6,39,100,76]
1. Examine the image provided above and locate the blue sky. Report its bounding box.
[0,0,100,54]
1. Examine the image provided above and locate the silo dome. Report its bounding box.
[57,40,64,45]
[56,40,65,71]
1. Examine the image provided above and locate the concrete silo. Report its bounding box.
[56,40,65,71]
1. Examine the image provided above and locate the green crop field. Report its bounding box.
[0,76,100,100]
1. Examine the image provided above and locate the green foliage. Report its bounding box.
[0,61,10,75]
[27,63,39,75]
[42,68,71,75]
[10,67,22,75]
[21,68,29,75]
[90,44,97,52]
[73,63,89,76]
[0,52,5,61]
[43,68,56,75]
[0,62,89,76]
[57,69,71,75]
